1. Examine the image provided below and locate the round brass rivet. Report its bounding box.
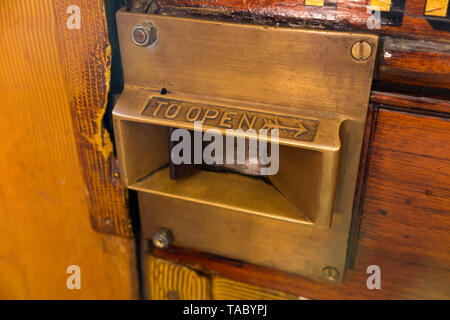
[351,41,372,61]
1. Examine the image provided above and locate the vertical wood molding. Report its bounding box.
[53,0,133,237]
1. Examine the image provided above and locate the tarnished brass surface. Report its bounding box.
[113,10,378,281]
[143,97,320,142]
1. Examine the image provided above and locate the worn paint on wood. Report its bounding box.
[54,0,133,237]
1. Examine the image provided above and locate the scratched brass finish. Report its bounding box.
[113,10,378,281]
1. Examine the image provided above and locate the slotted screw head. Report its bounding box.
[351,41,372,61]
[321,266,339,281]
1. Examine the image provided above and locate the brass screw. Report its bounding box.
[167,290,180,300]
[131,22,157,47]
[321,266,339,281]
[351,41,372,61]
[102,217,115,233]
[152,227,174,249]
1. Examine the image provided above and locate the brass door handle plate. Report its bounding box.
[113,10,378,282]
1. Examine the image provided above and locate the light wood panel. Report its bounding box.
[147,256,210,299]
[146,255,299,300]
[212,277,298,300]
[0,0,137,299]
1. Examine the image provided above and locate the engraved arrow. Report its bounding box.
[262,118,307,138]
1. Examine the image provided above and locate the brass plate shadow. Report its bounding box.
[113,10,378,282]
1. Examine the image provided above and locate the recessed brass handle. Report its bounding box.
[115,92,341,227]
[113,11,378,281]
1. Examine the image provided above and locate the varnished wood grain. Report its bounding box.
[54,0,132,237]
[0,0,137,298]
[354,108,450,299]
[147,255,210,299]
[212,277,298,300]
[371,91,450,114]
[379,38,450,90]
[151,99,450,299]
[146,255,299,300]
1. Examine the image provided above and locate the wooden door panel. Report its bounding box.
[353,108,450,299]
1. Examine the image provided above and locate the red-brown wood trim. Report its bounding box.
[370,91,450,114]
[346,105,379,269]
